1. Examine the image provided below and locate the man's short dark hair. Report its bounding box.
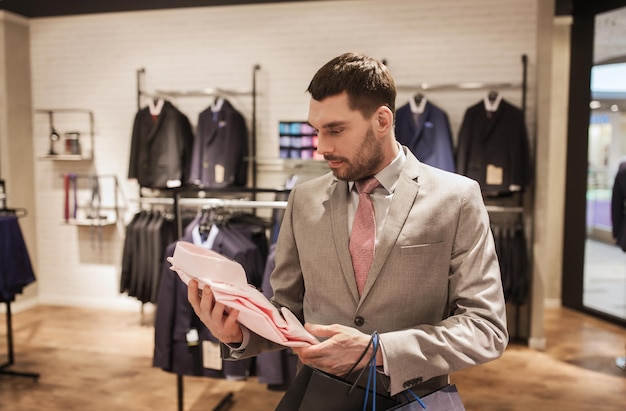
[306,52,396,119]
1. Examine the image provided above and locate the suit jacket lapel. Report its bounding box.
[328,178,361,302]
[360,150,421,301]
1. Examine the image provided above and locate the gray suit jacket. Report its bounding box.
[235,148,508,396]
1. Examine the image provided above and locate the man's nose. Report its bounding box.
[315,133,331,156]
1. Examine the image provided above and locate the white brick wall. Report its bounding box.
[28,0,538,309]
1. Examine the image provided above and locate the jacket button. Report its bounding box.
[402,377,423,388]
[354,316,364,326]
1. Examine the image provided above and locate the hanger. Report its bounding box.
[409,93,427,114]
[211,96,225,112]
[198,205,231,233]
[483,90,502,112]
[148,98,165,116]
[0,207,28,218]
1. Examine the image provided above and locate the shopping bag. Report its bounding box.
[390,384,465,411]
[275,331,466,411]
[275,364,400,411]
[275,332,399,411]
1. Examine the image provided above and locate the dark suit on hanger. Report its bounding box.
[128,101,194,189]
[456,99,532,196]
[120,211,176,304]
[189,99,248,188]
[0,216,36,302]
[611,161,626,251]
[395,100,455,172]
[153,235,253,379]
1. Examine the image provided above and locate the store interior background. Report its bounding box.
[0,0,624,354]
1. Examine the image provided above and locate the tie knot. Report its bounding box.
[355,177,380,195]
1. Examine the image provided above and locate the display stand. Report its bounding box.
[1,301,40,381]
[0,180,39,381]
[142,186,289,411]
[170,187,289,411]
[135,65,261,192]
[132,64,262,334]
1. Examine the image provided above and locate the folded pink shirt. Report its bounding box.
[168,241,318,347]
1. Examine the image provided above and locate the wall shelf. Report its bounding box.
[35,108,95,160]
[62,217,117,227]
[40,154,93,161]
[60,174,122,226]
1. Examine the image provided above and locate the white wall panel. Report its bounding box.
[28,0,539,309]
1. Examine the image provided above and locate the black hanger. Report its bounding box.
[488,90,499,103]
[0,207,28,218]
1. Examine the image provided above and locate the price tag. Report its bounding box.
[202,340,223,370]
[486,164,503,186]
[215,164,225,184]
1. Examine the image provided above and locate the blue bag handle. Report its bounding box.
[360,331,427,411]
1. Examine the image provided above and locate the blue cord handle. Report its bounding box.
[405,389,427,409]
[363,333,379,411]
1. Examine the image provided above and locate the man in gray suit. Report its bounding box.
[188,52,508,397]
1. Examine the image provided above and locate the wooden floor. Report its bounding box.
[0,304,625,411]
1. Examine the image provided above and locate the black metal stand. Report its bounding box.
[1,301,39,380]
[176,374,234,411]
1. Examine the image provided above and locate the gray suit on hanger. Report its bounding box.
[229,147,508,396]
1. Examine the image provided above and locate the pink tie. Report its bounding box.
[350,177,380,295]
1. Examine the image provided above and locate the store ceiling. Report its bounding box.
[0,0,319,18]
[0,0,575,18]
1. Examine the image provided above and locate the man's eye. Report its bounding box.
[329,128,342,135]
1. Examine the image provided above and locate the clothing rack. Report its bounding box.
[0,180,39,381]
[135,65,262,191]
[485,205,525,214]
[170,188,288,411]
[172,187,290,238]
[395,54,528,115]
[395,54,532,342]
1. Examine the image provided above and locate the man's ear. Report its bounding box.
[374,105,394,133]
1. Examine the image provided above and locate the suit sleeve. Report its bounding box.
[128,110,143,179]
[178,112,195,186]
[233,110,249,187]
[455,108,472,175]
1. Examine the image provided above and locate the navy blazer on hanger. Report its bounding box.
[189,99,248,188]
[395,100,455,172]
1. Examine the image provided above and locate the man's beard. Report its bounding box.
[325,126,383,181]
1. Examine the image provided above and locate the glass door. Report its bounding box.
[583,109,626,320]
[582,7,626,322]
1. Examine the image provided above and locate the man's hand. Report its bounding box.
[187,278,243,344]
[291,323,382,376]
